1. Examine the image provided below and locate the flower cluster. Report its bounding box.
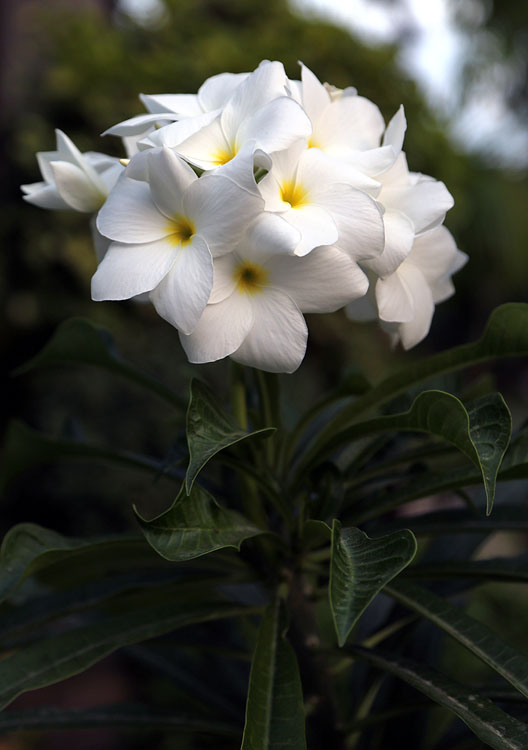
[22,60,466,372]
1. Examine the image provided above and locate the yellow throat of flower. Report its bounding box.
[234,260,269,295]
[166,215,195,247]
[280,179,308,209]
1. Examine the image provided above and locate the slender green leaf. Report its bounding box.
[135,482,265,561]
[405,556,528,583]
[13,317,182,408]
[300,391,511,514]
[304,303,528,459]
[0,704,240,736]
[0,420,181,492]
[0,523,149,605]
[349,645,528,750]
[329,521,417,647]
[386,580,528,699]
[241,598,306,750]
[0,601,258,711]
[186,379,274,493]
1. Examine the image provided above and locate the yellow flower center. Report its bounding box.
[165,215,195,247]
[212,142,238,166]
[234,260,269,295]
[307,136,320,149]
[280,179,308,209]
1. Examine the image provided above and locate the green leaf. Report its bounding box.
[0,705,240,736]
[0,523,149,605]
[0,420,181,492]
[373,505,528,537]
[14,317,183,409]
[0,600,257,711]
[386,580,528,700]
[404,556,528,584]
[135,482,265,561]
[241,598,306,750]
[301,391,511,515]
[185,379,275,493]
[302,303,528,468]
[329,521,417,647]
[350,645,528,750]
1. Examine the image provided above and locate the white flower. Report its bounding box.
[21,130,122,212]
[92,147,264,334]
[347,226,467,349]
[180,213,370,373]
[144,60,311,173]
[258,142,384,258]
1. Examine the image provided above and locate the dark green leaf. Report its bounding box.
[241,598,306,750]
[301,303,528,468]
[0,704,239,736]
[386,580,528,700]
[0,420,181,492]
[350,645,528,750]
[329,521,417,647]
[186,379,275,493]
[300,391,511,515]
[373,505,528,537]
[13,317,183,408]
[0,601,257,710]
[135,482,265,561]
[404,556,528,584]
[0,523,148,605]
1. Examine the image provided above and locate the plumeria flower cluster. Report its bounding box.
[22,60,466,372]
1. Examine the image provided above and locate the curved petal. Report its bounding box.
[232,288,308,374]
[312,95,385,153]
[285,205,338,257]
[172,115,233,170]
[382,179,454,234]
[184,174,263,256]
[383,105,406,154]
[315,184,384,262]
[366,209,414,276]
[180,291,254,364]
[300,62,329,124]
[150,235,213,335]
[147,147,196,218]
[198,72,249,111]
[246,212,300,260]
[213,140,267,196]
[55,130,106,193]
[147,110,220,151]
[299,147,381,194]
[237,96,311,154]
[395,266,435,350]
[343,146,397,176]
[269,245,369,312]
[209,254,238,304]
[140,93,203,116]
[50,161,105,212]
[407,225,458,283]
[375,271,414,323]
[96,175,168,243]
[21,183,69,210]
[102,113,178,137]
[91,239,176,300]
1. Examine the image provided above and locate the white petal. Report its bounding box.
[220,60,288,143]
[147,110,220,151]
[379,152,410,189]
[299,147,381,194]
[366,209,414,276]
[314,184,384,262]
[89,215,110,262]
[395,266,435,349]
[232,288,308,374]
[198,72,249,111]
[343,146,397,176]
[237,96,311,154]
[55,130,106,193]
[312,96,385,153]
[285,205,338,257]
[180,292,254,363]
[147,147,196,218]
[21,182,69,210]
[209,254,237,304]
[247,212,300,259]
[213,140,269,196]
[382,180,454,234]
[269,245,369,312]
[50,161,105,212]
[140,93,203,116]
[383,105,406,154]
[91,239,176,300]
[102,113,178,137]
[183,174,263,256]
[172,115,233,170]
[96,175,167,242]
[407,225,458,283]
[36,151,60,183]
[375,271,414,323]
[150,235,213,335]
[299,62,329,123]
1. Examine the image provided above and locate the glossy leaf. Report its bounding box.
[302,303,528,467]
[186,379,275,493]
[13,317,183,408]
[241,598,306,750]
[0,420,181,492]
[0,600,257,710]
[386,580,528,699]
[300,391,511,514]
[329,521,417,647]
[350,645,528,750]
[135,482,264,561]
[0,705,239,736]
